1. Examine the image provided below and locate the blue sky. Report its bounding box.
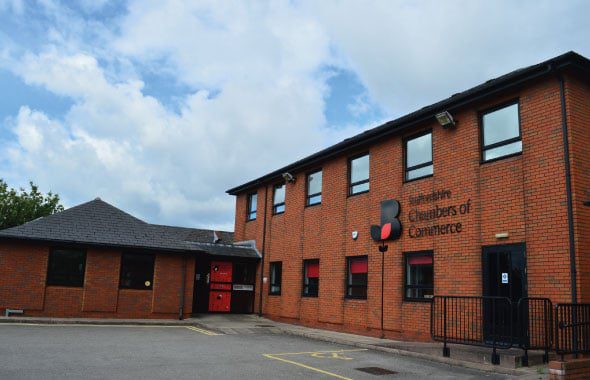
[0,0,589,230]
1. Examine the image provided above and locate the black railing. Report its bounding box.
[517,297,552,365]
[555,303,590,359]
[431,296,553,366]
[431,296,513,364]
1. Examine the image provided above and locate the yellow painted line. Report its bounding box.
[263,354,353,380]
[185,326,221,336]
[265,349,367,357]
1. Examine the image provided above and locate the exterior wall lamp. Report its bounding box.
[435,111,456,129]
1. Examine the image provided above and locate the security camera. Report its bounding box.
[282,172,296,183]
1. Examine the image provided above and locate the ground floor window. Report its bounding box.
[302,259,319,297]
[404,251,434,301]
[346,256,368,299]
[269,261,282,295]
[46,248,86,287]
[120,253,155,290]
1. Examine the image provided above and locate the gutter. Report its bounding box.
[557,73,578,304]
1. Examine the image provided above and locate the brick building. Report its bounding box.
[228,51,590,340]
[0,199,260,318]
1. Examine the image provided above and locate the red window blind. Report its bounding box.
[306,261,319,278]
[350,258,368,274]
[408,255,433,265]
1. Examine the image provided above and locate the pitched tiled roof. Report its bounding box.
[0,198,259,259]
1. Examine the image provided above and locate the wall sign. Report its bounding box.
[370,200,402,242]
[407,190,472,239]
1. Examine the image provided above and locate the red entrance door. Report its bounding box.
[208,261,232,312]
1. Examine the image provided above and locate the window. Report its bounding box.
[269,262,282,295]
[349,154,370,195]
[120,253,155,290]
[481,102,522,162]
[247,193,257,221]
[405,131,433,181]
[273,183,285,214]
[346,256,368,299]
[404,251,434,301]
[306,170,322,206]
[302,259,319,297]
[46,249,86,287]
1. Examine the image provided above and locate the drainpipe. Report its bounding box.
[558,73,578,304]
[178,254,188,320]
[258,185,269,316]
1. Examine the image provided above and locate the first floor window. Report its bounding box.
[346,256,368,299]
[269,261,282,295]
[302,259,319,297]
[120,253,155,290]
[247,192,257,221]
[46,249,86,287]
[306,170,322,206]
[404,251,434,301]
[349,154,370,195]
[273,184,286,214]
[481,102,522,162]
[405,131,433,181]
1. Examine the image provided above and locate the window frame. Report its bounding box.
[404,129,434,182]
[269,261,282,295]
[119,252,156,290]
[345,255,368,300]
[348,153,370,196]
[479,100,522,164]
[246,192,257,221]
[305,169,323,207]
[46,248,87,288]
[403,250,434,302]
[302,259,319,297]
[272,183,286,215]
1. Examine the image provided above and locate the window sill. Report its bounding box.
[480,151,522,165]
[269,292,281,296]
[403,297,433,303]
[46,284,84,288]
[403,174,433,184]
[344,296,367,301]
[347,190,369,198]
[272,212,284,216]
[246,218,256,223]
[302,294,318,298]
[305,202,322,208]
[120,288,153,291]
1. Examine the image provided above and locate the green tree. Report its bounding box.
[0,179,64,230]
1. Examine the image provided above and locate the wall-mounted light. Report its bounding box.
[282,172,296,183]
[435,111,456,129]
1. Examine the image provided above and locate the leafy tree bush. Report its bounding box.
[0,179,64,230]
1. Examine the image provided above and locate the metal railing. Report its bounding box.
[555,303,590,359]
[431,296,553,366]
[517,298,553,365]
[431,296,513,365]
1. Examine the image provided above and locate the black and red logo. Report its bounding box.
[370,200,402,241]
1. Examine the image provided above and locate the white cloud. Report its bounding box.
[1,0,589,232]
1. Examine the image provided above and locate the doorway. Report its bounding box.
[482,243,527,344]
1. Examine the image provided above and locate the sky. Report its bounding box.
[0,0,589,231]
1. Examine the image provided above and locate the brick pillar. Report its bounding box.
[549,358,590,379]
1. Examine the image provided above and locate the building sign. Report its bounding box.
[233,284,254,291]
[370,200,402,242]
[407,190,472,239]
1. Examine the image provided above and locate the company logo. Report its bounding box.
[370,199,402,241]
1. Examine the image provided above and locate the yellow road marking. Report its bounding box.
[310,352,353,360]
[263,354,353,380]
[265,349,367,357]
[185,326,221,336]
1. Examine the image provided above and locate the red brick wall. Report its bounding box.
[0,241,196,319]
[234,74,585,340]
[567,73,590,303]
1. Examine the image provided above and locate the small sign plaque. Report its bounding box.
[233,284,254,291]
[501,273,508,284]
